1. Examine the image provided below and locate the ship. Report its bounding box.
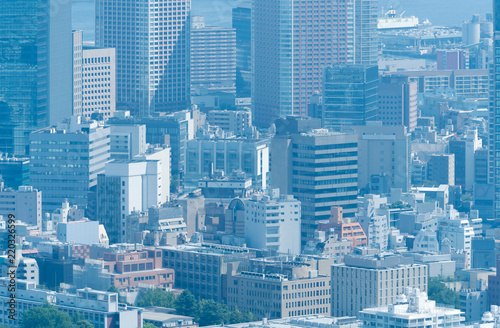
[378,8,427,30]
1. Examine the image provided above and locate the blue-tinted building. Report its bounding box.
[232,3,252,97]
[0,155,30,190]
[492,0,500,220]
[0,1,73,156]
[321,65,379,129]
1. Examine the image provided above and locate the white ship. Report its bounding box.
[378,9,423,30]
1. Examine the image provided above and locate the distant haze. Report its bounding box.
[72,0,493,42]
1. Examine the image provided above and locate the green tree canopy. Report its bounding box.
[197,300,228,326]
[174,290,198,317]
[22,302,76,328]
[427,277,461,309]
[136,288,176,308]
[143,323,157,328]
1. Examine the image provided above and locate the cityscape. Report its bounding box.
[3,0,500,327]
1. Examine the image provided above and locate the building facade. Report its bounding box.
[378,75,418,131]
[29,116,110,213]
[271,130,358,245]
[0,185,41,231]
[322,65,379,129]
[232,3,252,97]
[332,254,428,317]
[244,192,301,255]
[191,17,236,95]
[0,0,72,156]
[96,0,191,116]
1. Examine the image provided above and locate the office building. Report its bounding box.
[184,137,269,190]
[227,270,331,319]
[102,250,174,291]
[73,30,83,116]
[29,116,110,213]
[109,124,147,160]
[56,220,102,245]
[347,123,410,192]
[82,46,116,119]
[252,0,378,126]
[271,129,358,245]
[378,75,418,131]
[0,185,41,231]
[207,109,252,136]
[436,49,469,70]
[449,130,482,190]
[359,288,464,328]
[427,154,455,186]
[232,3,252,97]
[0,278,142,328]
[244,191,301,255]
[354,0,379,66]
[332,254,428,317]
[0,0,73,156]
[161,244,257,302]
[96,147,170,243]
[107,109,204,180]
[191,16,236,95]
[491,0,500,222]
[321,65,379,129]
[0,155,30,190]
[96,0,190,116]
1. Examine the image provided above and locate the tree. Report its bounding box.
[143,323,157,328]
[174,290,198,317]
[136,288,176,308]
[242,311,258,323]
[22,302,75,328]
[197,300,228,326]
[428,277,461,309]
[228,307,245,324]
[75,321,94,328]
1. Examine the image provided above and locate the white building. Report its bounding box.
[244,190,301,255]
[0,184,41,232]
[357,195,389,251]
[81,46,116,119]
[97,147,171,243]
[109,124,147,160]
[359,288,464,328]
[30,116,111,213]
[207,109,252,136]
[56,220,104,245]
[0,278,142,328]
[184,136,269,190]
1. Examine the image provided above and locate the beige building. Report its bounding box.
[331,254,428,317]
[227,271,331,319]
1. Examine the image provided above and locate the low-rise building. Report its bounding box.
[0,278,143,328]
[359,288,464,328]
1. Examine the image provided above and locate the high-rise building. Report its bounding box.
[232,3,252,97]
[252,0,378,127]
[490,0,500,220]
[346,123,410,192]
[96,0,191,116]
[0,155,30,190]
[354,0,379,66]
[73,30,84,117]
[321,65,379,129]
[82,46,116,119]
[378,75,418,131]
[29,116,110,213]
[191,16,236,95]
[332,254,428,317]
[271,129,358,245]
[0,1,73,156]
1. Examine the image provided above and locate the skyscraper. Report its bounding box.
[232,3,252,97]
[191,16,236,95]
[252,0,378,127]
[96,0,191,116]
[492,0,500,220]
[0,1,73,156]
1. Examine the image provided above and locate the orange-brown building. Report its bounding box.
[318,207,367,248]
[103,249,174,290]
